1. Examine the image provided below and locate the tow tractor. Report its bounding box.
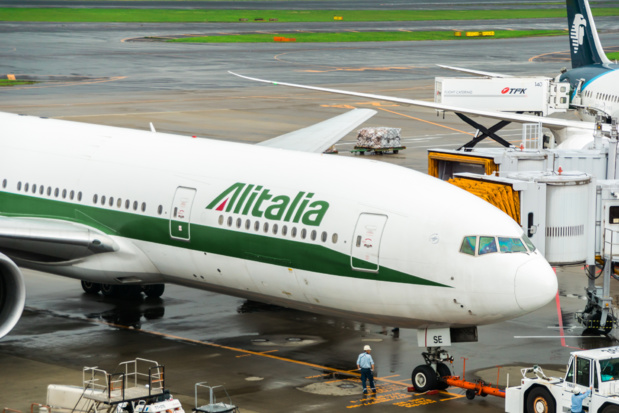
[505,346,619,413]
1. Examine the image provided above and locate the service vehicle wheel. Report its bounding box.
[436,362,451,390]
[526,387,555,413]
[412,365,437,392]
[81,281,101,294]
[601,405,619,413]
[465,389,476,400]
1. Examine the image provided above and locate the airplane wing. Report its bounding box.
[230,71,593,136]
[0,217,118,262]
[436,64,513,78]
[257,108,376,153]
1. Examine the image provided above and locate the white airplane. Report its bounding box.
[0,104,556,390]
[231,0,619,151]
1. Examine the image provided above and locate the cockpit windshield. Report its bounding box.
[460,234,536,256]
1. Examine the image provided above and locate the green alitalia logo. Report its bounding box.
[206,182,330,226]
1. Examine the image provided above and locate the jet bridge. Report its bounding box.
[428,118,619,332]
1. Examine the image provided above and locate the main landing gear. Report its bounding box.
[81,281,165,299]
[411,347,454,392]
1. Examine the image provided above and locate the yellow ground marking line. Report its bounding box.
[528,50,570,62]
[377,374,400,379]
[90,318,411,387]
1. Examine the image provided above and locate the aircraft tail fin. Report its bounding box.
[566,0,610,68]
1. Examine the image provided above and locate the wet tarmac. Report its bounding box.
[3,4,619,413]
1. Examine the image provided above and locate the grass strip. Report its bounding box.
[167,30,567,43]
[1,8,619,23]
[0,79,37,87]
[607,52,619,61]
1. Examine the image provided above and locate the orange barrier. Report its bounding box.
[274,37,296,42]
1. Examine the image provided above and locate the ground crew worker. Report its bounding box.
[357,345,376,394]
[571,387,592,413]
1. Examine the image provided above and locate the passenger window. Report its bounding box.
[478,236,497,255]
[460,236,476,255]
[498,237,527,253]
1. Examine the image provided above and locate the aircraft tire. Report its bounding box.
[143,284,165,298]
[81,281,101,294]
[100,284,119,297]
[411,365,437,392]
[526,387,555,413]
[436,362,451,390]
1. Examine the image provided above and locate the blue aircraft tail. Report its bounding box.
[565,0,610,68]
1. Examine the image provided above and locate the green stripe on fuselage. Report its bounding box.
[0,192,449,287]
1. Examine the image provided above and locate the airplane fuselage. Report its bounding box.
[0,112,557,331]
[560,64,619,121]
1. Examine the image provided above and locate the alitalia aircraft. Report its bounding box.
[232,0,619,150]
[0,101,557,389]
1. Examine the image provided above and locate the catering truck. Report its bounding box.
[434,76,571,116]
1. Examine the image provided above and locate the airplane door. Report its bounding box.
[351,213,387,272]
[170,187,197,241]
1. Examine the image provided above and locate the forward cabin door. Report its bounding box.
[350,213,388,272]
[170,187,197,241]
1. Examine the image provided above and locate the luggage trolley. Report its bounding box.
[192,382,238,413]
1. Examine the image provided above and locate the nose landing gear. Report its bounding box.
[411,347,453,392]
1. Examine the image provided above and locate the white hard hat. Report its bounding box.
[573,388,581,394]
[364,345,372,351]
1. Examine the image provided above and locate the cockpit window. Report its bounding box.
[460,236,476,256]
[523,234,536,252]
[479,236,497,255]
[498,237,527,253]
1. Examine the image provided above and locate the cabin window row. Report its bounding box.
[13,180,83,202]
[91,194,164,216]
[584,89,619,103]
[218,214,338,244]
[459,235,536,256]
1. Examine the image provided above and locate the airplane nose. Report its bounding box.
[514,258,557,312]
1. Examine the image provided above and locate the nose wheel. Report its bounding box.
[411,347,453,392]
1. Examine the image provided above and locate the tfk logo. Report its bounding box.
[206,182,330,226]
[571,14,587,54]
[501,87,527,95]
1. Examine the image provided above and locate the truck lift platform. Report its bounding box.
[79,358,169,412]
